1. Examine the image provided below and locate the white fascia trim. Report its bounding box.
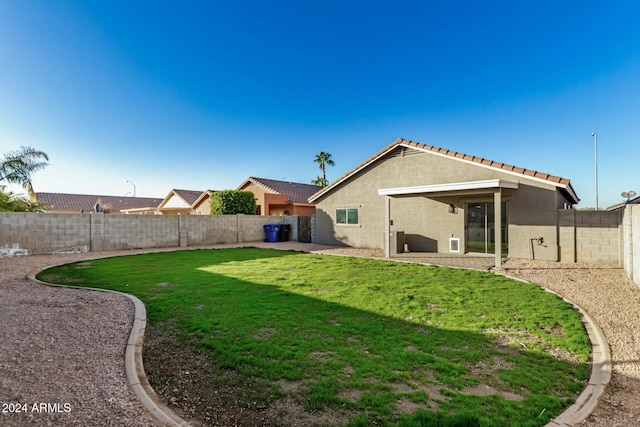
[310,141,577,202]
[378,179,519,196]
[308,145,398,202]
[420,146,571,190]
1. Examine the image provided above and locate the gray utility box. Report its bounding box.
[390,231,405,254]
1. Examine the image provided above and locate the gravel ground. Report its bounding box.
[497,259,640,427]
[1,244,639,426]
[0,250,161,427]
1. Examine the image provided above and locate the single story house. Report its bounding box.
[191,190,216,215]
[154,189,205,215]
[309,138,579,267]
[237,177,320,215]
[606,194,639,212]
[118,189,206,215]
[36,192,163,214]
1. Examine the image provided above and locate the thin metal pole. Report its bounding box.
[127,180,137,197]
[592,132,598,211]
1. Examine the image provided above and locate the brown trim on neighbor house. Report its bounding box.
[237,176,320,216]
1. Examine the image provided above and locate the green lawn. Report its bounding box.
[38,247,591,427]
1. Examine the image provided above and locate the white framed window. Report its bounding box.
[336,208,359,225]
[449,237,460,253]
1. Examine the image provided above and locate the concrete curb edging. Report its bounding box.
[24,248,610,427]
[27,265,191,427]
[498,272,612,427]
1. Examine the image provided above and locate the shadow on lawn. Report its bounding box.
[38,247,589,427]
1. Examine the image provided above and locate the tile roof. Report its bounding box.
[606,195,640,211]
[171,189,205,206]
[309,138,579,203]
[36,192,163,212]
[241,177,321,204]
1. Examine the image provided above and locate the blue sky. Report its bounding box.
[1,1,639,208]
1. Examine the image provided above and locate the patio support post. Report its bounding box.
[494,189,502,268]
[384,196,391,258]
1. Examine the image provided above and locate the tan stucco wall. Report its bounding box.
[291,205,316,216]
[241,182,316,216]
[239,183,267,214]
[264,193,290,215]
[315,149,573,260]
[192,195,211,215]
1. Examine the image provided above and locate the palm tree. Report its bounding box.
[0,186,49,212]
[311,176,326,187]
[0,146,49,200]
[313,151,334,187]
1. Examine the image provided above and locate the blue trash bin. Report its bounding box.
[264,223,281,243]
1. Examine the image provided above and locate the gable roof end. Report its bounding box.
[157,189,204,209]
[238,177,321,204]
[308,138,579,204]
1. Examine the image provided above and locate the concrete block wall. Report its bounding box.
[102,214,179,250]
[576,211,621,264]
[238,215,285,242]
[0,212,91,254]
[622,205,639,286]
[558,210,577,262]
[311,214,317,243]
[187,215,238,245]
[0,212,314,255]
[282,216,299,242]
[558,210,622,264]
[633,206,640,286]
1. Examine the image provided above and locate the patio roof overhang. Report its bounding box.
[378,179,516,268]
[377,179,519,197]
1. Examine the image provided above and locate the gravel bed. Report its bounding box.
[497,259,640,427]
[1,244,639,426]
[0,251,161,427]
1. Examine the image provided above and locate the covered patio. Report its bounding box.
[378,179,520,268]
[304,244,500,270]
[389,251,499,270]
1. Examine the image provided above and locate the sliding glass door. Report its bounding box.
[466,202,508,254]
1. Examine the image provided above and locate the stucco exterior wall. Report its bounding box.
[192,198,210,215]
[241,183,287,215]
[241,182,316,216]
[291,205,316,216]
[315,149,572,260]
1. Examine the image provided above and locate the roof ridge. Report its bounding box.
[396,138,573,187]
[248,177,280,194]
[36,192,162,200]
[251,176,320,187]
[309,137,578,203]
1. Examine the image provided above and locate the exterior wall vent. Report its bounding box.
[386,146,422,159]
[449,237,460,253]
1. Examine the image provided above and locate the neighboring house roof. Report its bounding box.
[174,189,205,206]
[191,190,217,208]
[157,189,205,210]
[309,138,580,204]
[36,192,163,212]
[238,177,321,204]
[606,195,640,211]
